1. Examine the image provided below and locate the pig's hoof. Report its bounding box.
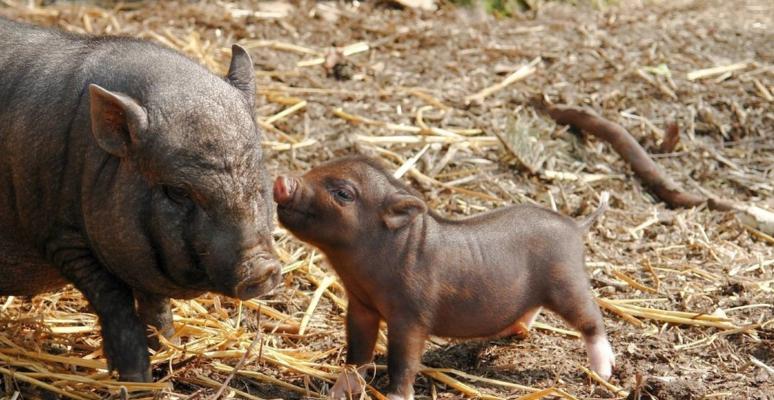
[118,369,151,383]
[330,369,365,399]
[117,388,154,399]
[586,335,615,381]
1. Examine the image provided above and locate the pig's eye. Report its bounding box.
[331,188,355,203]
[163,185,192,206]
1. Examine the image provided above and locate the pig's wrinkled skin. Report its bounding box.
[274,157,615,400]
[0,17,281,381]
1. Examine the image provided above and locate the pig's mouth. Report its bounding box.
[233,260,282,300]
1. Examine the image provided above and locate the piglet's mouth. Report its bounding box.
[277,204,314,218]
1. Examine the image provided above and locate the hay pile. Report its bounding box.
[1,0,772,398]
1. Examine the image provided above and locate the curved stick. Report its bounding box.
[533,100,730,210]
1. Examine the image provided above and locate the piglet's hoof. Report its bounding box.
[586,335,616,381]
[330,368,366,399]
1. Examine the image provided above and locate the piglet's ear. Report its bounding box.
[226,44,256,109]
[89,84,148,158]
[381,192,427,231]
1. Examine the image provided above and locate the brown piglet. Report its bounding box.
[274,156,615,400]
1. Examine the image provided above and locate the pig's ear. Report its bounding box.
[226,44,256,109]
[382,192,427,231]
[89,84,148,158]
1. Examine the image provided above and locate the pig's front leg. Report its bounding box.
[331,296,380,399]
[386,320,428,400]
[53,245,150,381]
[135,291,176,350]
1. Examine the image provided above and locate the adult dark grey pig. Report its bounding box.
[0,17,282,382]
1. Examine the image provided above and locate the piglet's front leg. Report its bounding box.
[331,296,380,399]
[386,319,428,400]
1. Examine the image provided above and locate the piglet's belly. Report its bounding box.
[430,299,533,338]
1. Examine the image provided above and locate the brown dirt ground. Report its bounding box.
[0,0,772,399]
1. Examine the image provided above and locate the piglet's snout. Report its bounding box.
[273,176,297,206]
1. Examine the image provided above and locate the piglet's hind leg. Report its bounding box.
[585,334,615,380]
[496,307,542,339]
[546,275,614,380]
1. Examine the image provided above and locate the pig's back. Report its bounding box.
[0,18,165,252]
[0,17,85,114]
[0,18,84,238]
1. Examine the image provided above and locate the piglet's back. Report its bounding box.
[441,204,586,252]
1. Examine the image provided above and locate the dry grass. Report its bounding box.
[1,0,772,399]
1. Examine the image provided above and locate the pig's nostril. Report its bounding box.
[273,176,296,205]
[234,262,281,300]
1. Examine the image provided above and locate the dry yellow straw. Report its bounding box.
[333,108,477,138]
[298,275,336,336]
[262,138,318,152]
[514,388,560,400]
[213,362,314,396]
[0,366,91,400]
[612,303,737,329]
[263,100,307,125]
[465,57,541,104]
[531,322,580,338]
[191,374,266,400]
[610,270,659,294]
[578,365,628,397]
[687,62,749,80]
[596,298,644,327]
[1,296,14,312]
[356,134,499,146]
[241,40,321,56]
[425,368,541,393]
[422,369,500,400]
[297,42,370,67]
[0,348,106,370]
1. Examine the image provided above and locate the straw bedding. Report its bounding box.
[0,0,772,398]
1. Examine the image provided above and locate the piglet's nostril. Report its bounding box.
[273,176,296,205]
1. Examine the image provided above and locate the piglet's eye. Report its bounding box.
[331,188,355,203]
[163,185,192,206]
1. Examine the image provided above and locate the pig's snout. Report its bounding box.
[234,256,282,300]
[273,176,296,206]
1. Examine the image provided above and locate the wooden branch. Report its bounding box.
[532,100,731,210]
[658,122,680,153]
